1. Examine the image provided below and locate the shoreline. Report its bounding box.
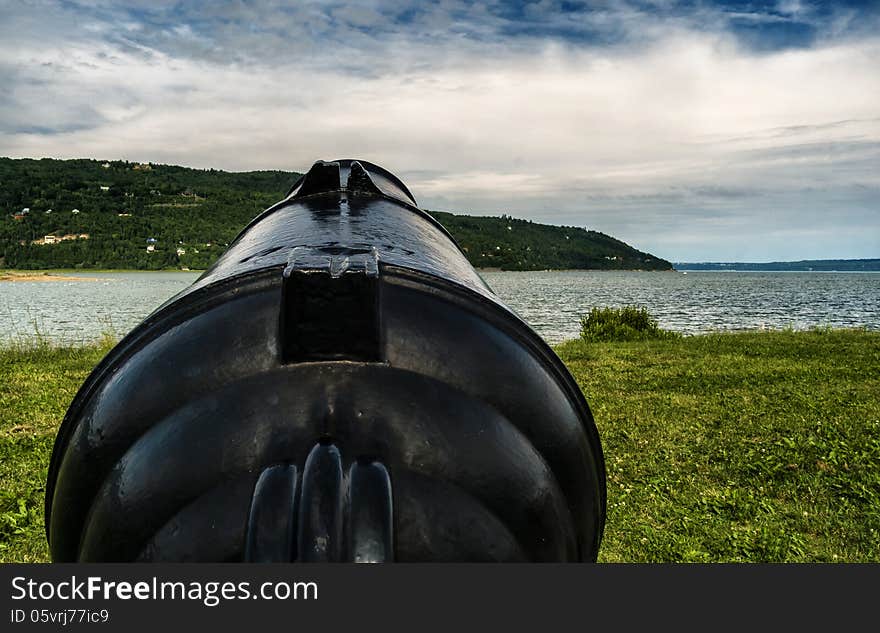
[0,271,101,283]
[3,267,676,280]
[6,267,876,280]
[2,325,874,350]
[0,268,204,282]
[476,267,677,273]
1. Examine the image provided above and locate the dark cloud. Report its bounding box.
[0,64,107,135]
[11,1,876,73]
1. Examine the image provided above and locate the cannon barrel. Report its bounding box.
[46,159,606,562]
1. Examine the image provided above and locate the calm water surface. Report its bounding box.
[483,270,880,343]
[1,270,878,345]
[1,272,200,344]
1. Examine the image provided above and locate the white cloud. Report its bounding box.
[0,2,878,260]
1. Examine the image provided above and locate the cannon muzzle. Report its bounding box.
[46,159,606,562]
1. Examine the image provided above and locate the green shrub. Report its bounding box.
[580,305,679,342]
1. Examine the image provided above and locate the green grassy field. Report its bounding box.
[0,338,113,562]
[1,329,878,562]
[559,329,880,562]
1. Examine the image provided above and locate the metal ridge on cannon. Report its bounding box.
[45,159,607,562]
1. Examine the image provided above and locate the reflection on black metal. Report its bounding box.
[46,160,606,562]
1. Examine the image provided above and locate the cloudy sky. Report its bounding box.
[1,1,878,261]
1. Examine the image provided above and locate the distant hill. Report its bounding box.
[675,259,880,272]
[0,157,293,270]
[0,157,672,272]
[430,211,671,271]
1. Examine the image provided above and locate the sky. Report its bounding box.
[1,1,878,262]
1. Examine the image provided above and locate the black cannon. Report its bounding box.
[45,160,606,562]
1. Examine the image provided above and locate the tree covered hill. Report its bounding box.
[0,157,672,271]
[429,211,670,271]
[0,157,293,270]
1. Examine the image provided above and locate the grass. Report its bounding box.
[1,329,878,562]
[0,338,113,562]
[559,328,880,562]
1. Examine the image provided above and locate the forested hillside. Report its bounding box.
[430,211,670,271]
[0,157,672,271]
[0,158,292,270]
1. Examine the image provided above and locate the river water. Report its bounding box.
[1,270,878,345]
